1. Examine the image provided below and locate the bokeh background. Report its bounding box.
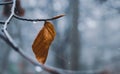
[0,0,120,74]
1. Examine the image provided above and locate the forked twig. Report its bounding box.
[0,0,64,74]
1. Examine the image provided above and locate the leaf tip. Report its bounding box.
[52,14,65,20]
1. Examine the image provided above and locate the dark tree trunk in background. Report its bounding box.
[69,0,81,70]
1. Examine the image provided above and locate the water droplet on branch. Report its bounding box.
[35,66,42,72]
[33,21,37,24]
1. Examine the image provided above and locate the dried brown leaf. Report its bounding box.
[32,21,56,64]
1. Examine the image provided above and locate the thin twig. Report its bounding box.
[0,21,5,24]
[3,0,16,30]
[0,14,64,24]
[0,0,61,74]
[0,34,7,42]
[0,1,13,5]
[13,14,64,22]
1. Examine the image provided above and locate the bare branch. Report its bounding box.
[13,14,65,22]
[0,1,13,5]
[0,0,63,73]
[3,0,16,29]
[0,34,7,42]
[0,21,5,24]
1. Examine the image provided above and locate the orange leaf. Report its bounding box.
[32,21,56,64]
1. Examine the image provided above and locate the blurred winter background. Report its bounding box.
[0,0,120,74]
